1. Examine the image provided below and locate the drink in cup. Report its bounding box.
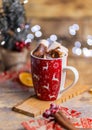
[31,40,79,101]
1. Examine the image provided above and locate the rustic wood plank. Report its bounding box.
[12,80,90,117]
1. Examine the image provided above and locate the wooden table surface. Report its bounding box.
[0,47,92,130]
[0,77,92,130]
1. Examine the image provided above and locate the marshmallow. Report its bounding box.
[32,40,68,58]
[47,41,61,52]
[32,39,49,58]
[47,41,68,54]
[39,39,50,48]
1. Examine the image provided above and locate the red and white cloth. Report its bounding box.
[0,61,31,83]
[21,106,92,130]
[22,117,92,130]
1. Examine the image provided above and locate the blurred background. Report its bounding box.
[24,0,92,57]
[0,0,92,86]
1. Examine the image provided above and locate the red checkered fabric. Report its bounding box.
[22,118,63,130]
[22,117,92,130]
[21,107,92,130]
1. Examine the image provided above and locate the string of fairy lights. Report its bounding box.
[0,0,92,57]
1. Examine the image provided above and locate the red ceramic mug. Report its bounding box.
[31,52,79,101]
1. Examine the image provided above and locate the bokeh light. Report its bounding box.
[75,48,82,55]
[25,24,30,29]
[35,31,42,37]
[50,34,57,41]
[25,39,32,44]
[74,41,81,48]
[69,26,76,35]
[23,0,28,4]
[31,25,41,33]
[17,27,21,32]
[27,34,34,40]
[82,48,91,57]
[69,24,79,36]
[87,35,92,46]
[73,24,79,31]
[1,41,5,45]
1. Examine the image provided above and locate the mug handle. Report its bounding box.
[60,66,79,94]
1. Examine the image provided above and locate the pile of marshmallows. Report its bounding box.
[32,39,68,59]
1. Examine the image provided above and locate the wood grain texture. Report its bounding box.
[0,43,92,129]
[24,0,92,19]
[12,80,90,117]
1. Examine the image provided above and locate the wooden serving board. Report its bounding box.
[12,80,90,117]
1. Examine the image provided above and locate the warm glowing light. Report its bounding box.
[69,24,79,36]
[72,24,79,31]
[82,48,91,57]
[27,34,34,39]
[25,38,31,43]
[72,47,77,54]
[87,35,92,46]
[69,26,76,35]
[50,34,57,41]
[75,48,82,55]
[31,25,41,33]
[35,31,42,37]
[25,24,30,29]
[24,0,28,4]
[1,41,5,45]
[72,47,82,55]
[87,39,92,46]
[74,41,81,48]
[17,28,21,32]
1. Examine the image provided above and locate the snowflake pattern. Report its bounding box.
[31,56,67,101]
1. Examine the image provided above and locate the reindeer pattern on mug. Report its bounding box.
[31,58,62,101]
